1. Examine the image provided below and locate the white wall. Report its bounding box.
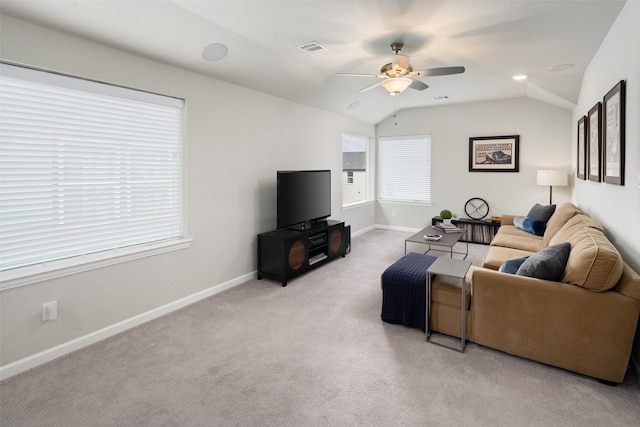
[0,15,375,368]
[375,98,572,229]
[342,171,368,204]
[572,0,640,374]
[573,0,640,272]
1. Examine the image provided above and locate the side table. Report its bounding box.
[426,257,472,352]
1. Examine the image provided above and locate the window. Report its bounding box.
[378,135,431,204]
[0,63,187,287]
[342,133,369,206]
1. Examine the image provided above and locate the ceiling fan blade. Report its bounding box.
[411,66,466,77]
[409,79,429,91]
[359,81,383,93]
[336,72,379,78]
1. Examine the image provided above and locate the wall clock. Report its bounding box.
[464,197,489,220]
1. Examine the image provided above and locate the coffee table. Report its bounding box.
[404,226,468,259]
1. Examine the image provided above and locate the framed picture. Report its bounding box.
[577,116,586,180]
[468,135,519,172]
[603,80,625,185]
[587,102,601,182]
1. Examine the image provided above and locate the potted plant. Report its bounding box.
[440,209,453,225]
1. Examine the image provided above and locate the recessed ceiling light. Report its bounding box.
[434,95,450,100]
[512,74,527,81]
[549,63,575,72]
[202,43,228,62]
[348,101,360,110]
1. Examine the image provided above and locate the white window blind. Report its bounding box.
[0,64,185,275]
[378,135,431,203]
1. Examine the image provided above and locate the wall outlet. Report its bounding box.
[42,301,58,321]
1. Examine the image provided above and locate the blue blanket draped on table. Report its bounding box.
[381,252,438,331]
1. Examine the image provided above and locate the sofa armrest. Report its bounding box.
[469,267,640,382]
[499,214,517,226]
[614,262,640,301]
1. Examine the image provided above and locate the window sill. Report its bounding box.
[0,238,193,291]
[342,200,375,210]
[377,199,432,206]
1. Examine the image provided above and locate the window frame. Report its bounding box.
[341,133,372,207]
[377,135,432,205]
[0,63,191,289]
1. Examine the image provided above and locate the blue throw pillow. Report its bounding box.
[516,242,571,281]
[499,257,529,274]
[514,216,546,236]
[527,203,556,223]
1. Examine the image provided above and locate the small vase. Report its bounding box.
[443,218,452,225]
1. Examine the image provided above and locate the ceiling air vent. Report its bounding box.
[297,41,329,55]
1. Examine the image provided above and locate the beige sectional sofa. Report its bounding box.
[430,202,640,383]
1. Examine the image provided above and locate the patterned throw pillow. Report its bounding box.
[499,257,529,274]
[514,216,546,236]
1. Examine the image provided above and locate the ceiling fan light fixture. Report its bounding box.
[381,77,412,96]
[392,54,411,71]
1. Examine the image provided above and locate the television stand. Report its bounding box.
[287,219,328,231]
[257,220,349,286]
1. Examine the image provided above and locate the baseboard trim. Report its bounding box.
[0,272,254,381]
[351,224,376,237]
[375,224,421,233]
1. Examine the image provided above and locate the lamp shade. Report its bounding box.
[380,77,412,95]
[537,170,568,186]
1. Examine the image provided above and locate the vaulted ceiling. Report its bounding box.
[0,0,626,124]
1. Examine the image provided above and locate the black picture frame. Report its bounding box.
[468,135,519,172]
[577,116,586,180]
[587,102,602,182]
[603,80,625,185]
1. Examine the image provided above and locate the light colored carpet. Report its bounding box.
[1,228,639,426]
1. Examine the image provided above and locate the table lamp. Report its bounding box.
[537,169,568,204]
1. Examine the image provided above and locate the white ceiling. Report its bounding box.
[0,0,626,124]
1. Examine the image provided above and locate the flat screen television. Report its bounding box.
[277,170,331,230]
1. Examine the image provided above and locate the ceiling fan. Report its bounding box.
[337,43,465,96]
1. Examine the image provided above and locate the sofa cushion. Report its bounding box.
[499,256,529,274]
[550,214,605,247]
[516,242,571,281]
[514,216,546,236]
[543,202,582,247]
[483,245,536,270]
[527,203,556,223]
[563,227,624,291]
[491,226,544,253]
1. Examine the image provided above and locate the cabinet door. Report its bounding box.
[328,224,345,258]
[285,237,309,275]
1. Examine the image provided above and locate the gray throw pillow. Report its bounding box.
[527,203,556,224]
[516,242,571,281]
